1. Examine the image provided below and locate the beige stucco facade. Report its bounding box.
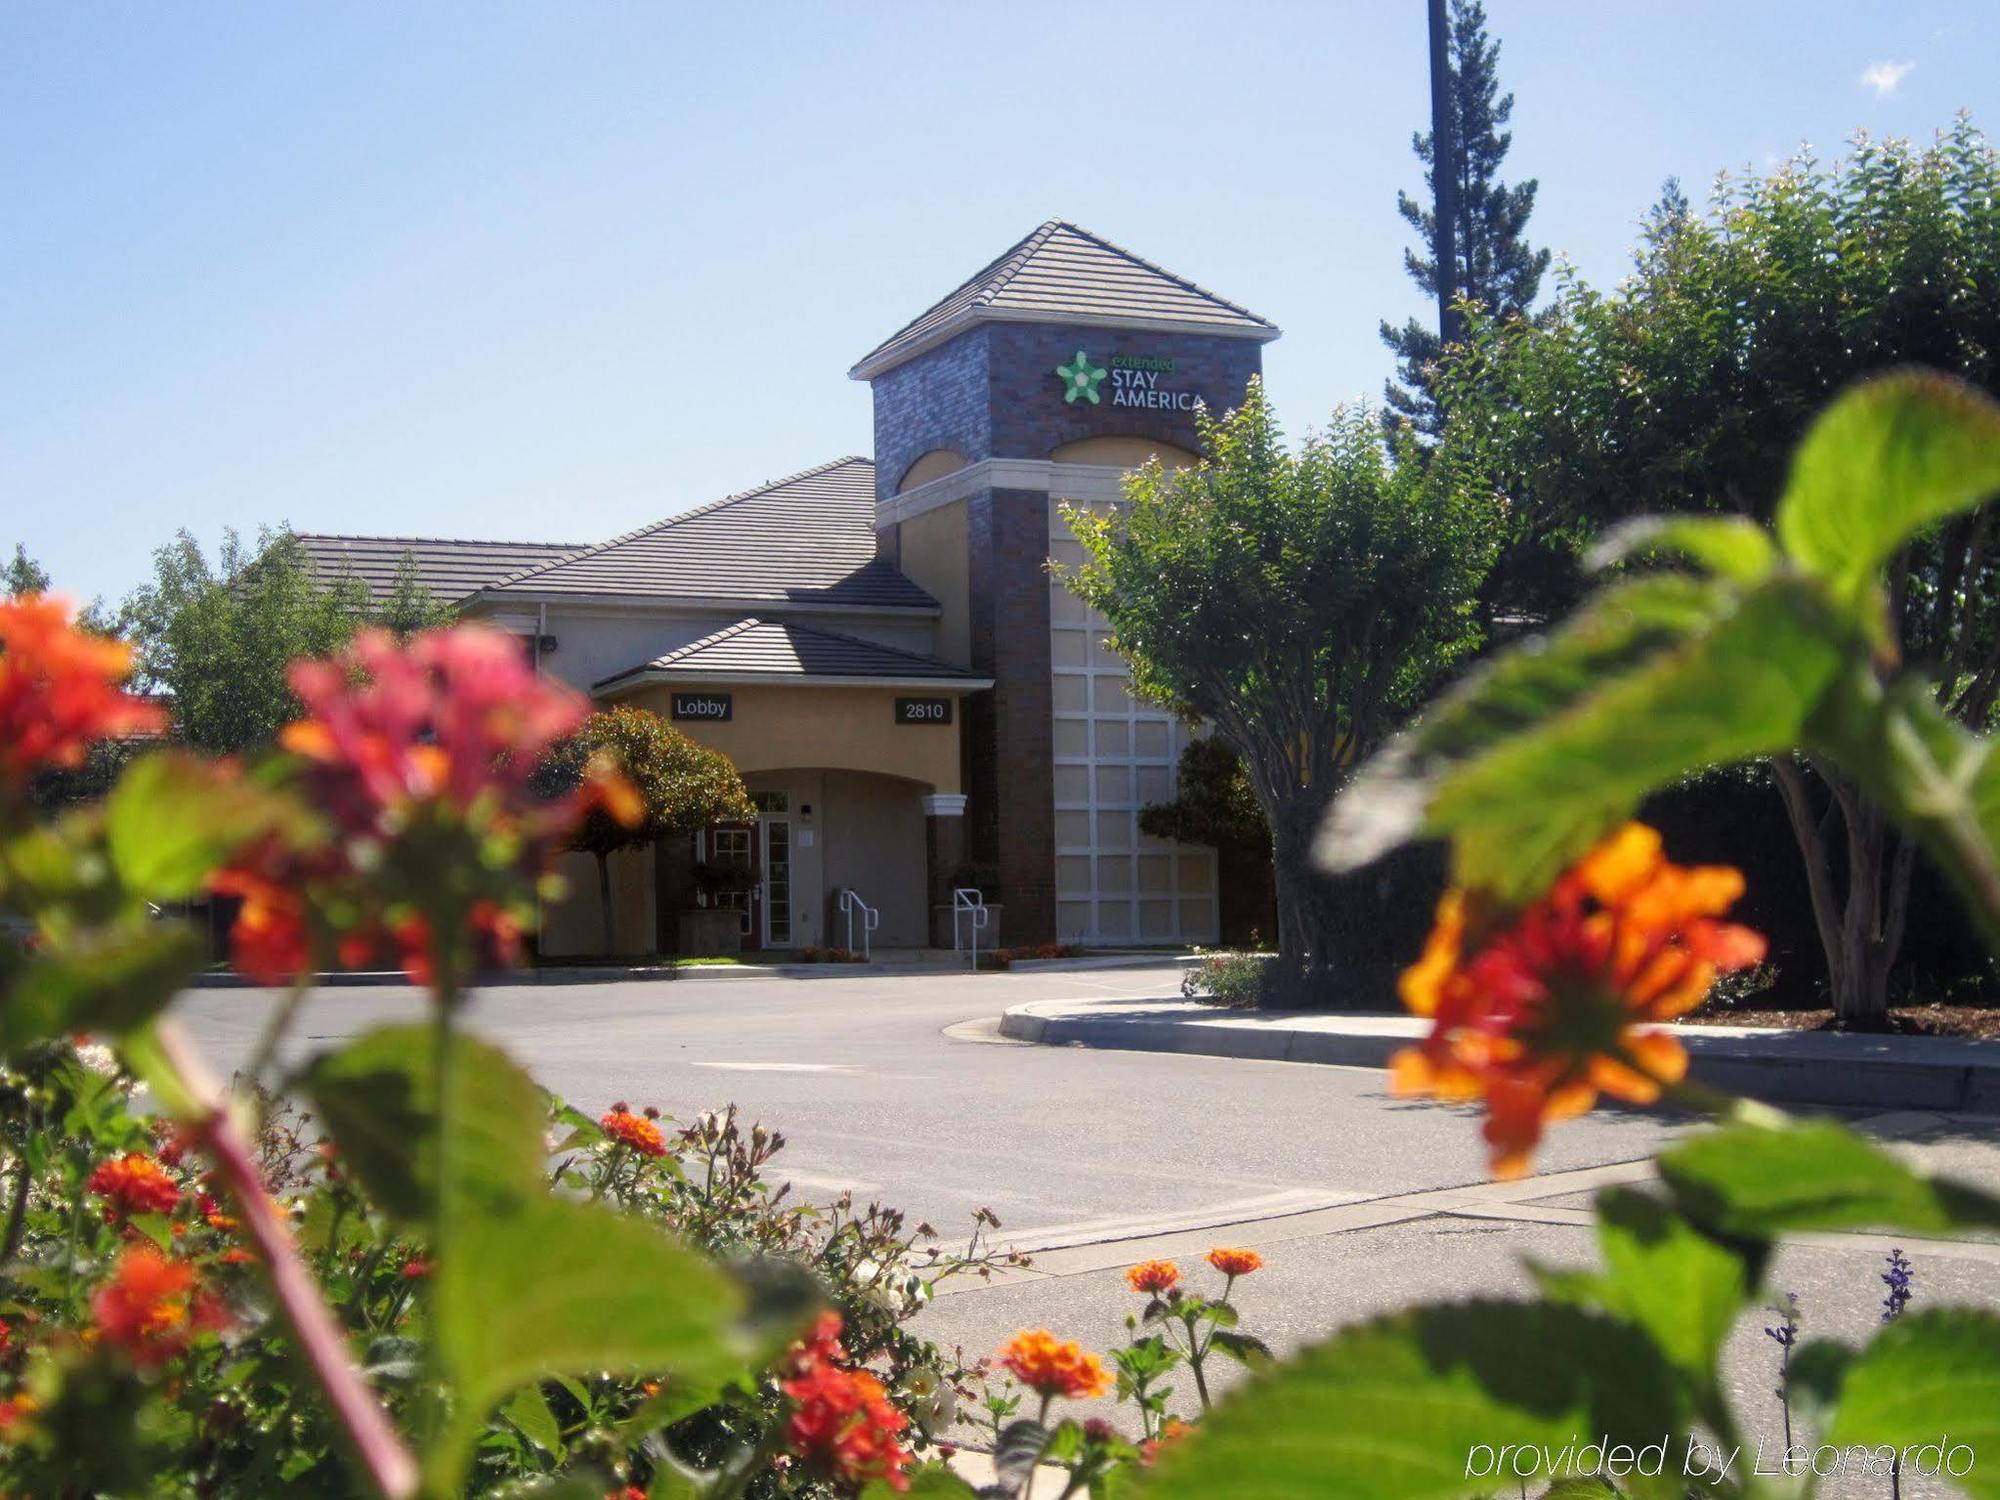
[607,681,962,792]
[539,677,972,956]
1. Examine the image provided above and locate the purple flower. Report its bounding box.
[1881,1249,1913,1323]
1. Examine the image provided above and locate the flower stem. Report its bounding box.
[155,1020,419,1500]
[244,976,312,1086]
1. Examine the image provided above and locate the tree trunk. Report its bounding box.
[1262,795,1340,1009]
[595,850,614,957]
[1771,757,1911,1029]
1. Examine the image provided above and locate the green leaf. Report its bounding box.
[993,1419,1053,1489]
[1319,574,1728,875]
[1587,1188,1758,1378]
[865,1464,979,1499]
[1824,1309,2000,1500]
[5,919,204,1048]
[1426,578,1853,899]
[430,1196,757,1494]
[501,1383,564,1458]
[1777,371,2000,608]
[1140,1301,1687,1500]
[1208,1329,1275,1369]
[297,1024,544,1220]
[1787,1339,1853,1431]
[103,750,302,901]
[1588,515,1779,584]
[1660,1118,2000,1237]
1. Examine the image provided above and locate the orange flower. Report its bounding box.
[780,1312,912,1492]
[1205,1248,1263,1279]
[0,1391,37,1436]
[87,1153,182,1219]
[1140,1416,1193,1466]
[0,594,164,790]
[1395,822,1767,1180]
[601,1108,667,1158]
[218,1248,255,1267]
[996,1330,1111,1401]
[91,1246,227,1368]
[1125,1259,1180,1295]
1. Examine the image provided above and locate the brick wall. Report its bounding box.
[963,484,1058,942]
[870,328,992,502]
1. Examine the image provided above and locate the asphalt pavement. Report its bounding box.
[168,966,2000,1481]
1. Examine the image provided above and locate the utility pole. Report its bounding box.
[1427,0,1460,345]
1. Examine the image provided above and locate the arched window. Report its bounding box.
[1050,436,1199,471]
[897,449,968,493]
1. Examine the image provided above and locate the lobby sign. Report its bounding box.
[1055,349,1203,411]
[895,697,953,725]
[671,691,733,722]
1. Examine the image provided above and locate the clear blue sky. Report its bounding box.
[3,2,1990,608]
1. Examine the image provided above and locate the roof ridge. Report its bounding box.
[482,457,874,592]
[293,532,585,549]
[651,616,766,667]
[974,219,1063,309]
[1043,221,1274,329]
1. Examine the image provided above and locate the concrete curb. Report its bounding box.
[998,999,2000,1114]
[1003,953,1200,974]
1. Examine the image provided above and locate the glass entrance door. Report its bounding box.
[761,817,791,948]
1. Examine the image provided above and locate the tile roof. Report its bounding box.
[293,534,583,606]
[481,457,935,612]
[850,220,1279,379]
[595,617,987,690]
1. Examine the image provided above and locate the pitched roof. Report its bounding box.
[595,617,987,691]
[850,220,1279,379]
[293,534,583,605]
[480,457,935,612]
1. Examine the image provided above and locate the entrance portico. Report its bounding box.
[592,617,988,954]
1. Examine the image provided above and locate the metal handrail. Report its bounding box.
[838,888,880,961]
[952,888,989,970]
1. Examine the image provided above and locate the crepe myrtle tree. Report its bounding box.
[1435,116,2000,1025]
[535,704,755,954]
[1059,380,1497,999]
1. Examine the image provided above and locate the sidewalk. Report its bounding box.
[998,996,2000,1113]
[189,949,1199,989]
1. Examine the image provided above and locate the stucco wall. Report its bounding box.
[821,771,929,948]
[613,682,964,791]
[894,504,971,667]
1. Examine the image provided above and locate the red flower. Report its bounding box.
[0,1392,36,1436]
[780,1313,912,1492]
[996,1330,1111,1401]
[87,1153,182,1219]
[211,624,635,989]
[400,1258,433,1280]
[0,594,164,790]
[91,1247,227,1368]
[1125,1259,1180,1295]
[601,1108,668,1158]
[1396,822,1767,1179]
[1205,1248,1263,1279]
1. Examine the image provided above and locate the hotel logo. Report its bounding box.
[1054,349,1202,411]
[1056,349,1108,405]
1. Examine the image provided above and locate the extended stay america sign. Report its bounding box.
[1055,349,1205,411]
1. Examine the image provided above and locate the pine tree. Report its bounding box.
[1382,0,1550,437]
